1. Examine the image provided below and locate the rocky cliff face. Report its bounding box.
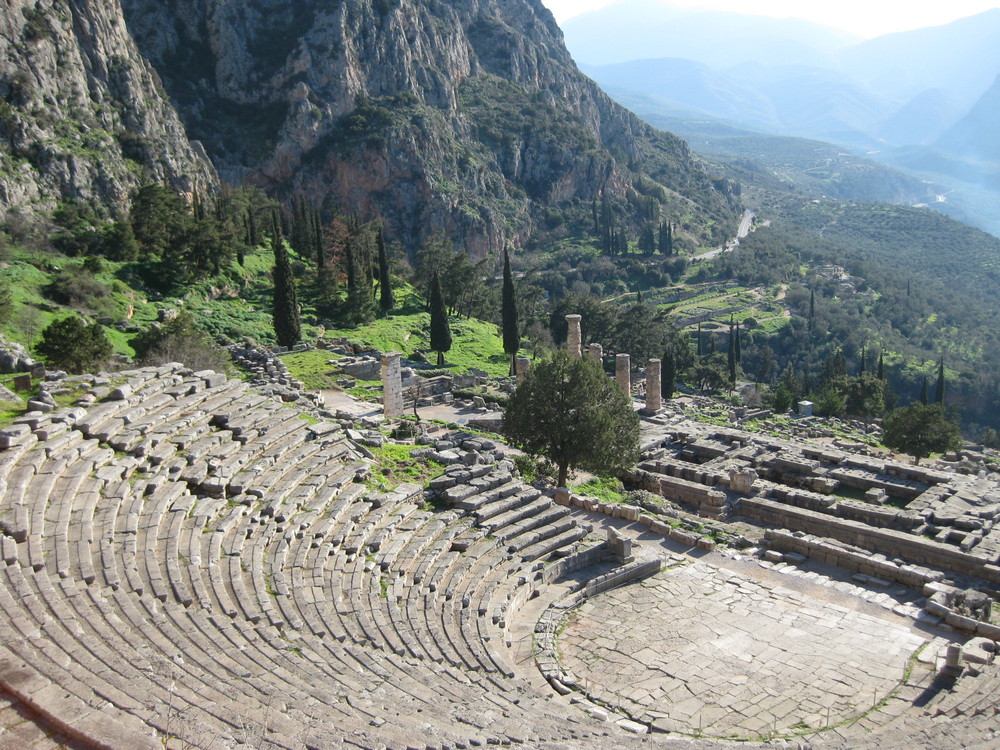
[120,0,735,255]
[0,0,216,219]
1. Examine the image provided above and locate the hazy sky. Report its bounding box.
[540,0,1000,38]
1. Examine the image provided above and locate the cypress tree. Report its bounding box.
[661,349,676,400]
[859,346,867,376]
[727,323,736,386]
[271,225,300,348]
[429,271,451,367]
[501,248,519,376]
[808,289,815,331]
[311,206,324,272]
[877,352,885,380]
[246,209,259,248]
[935,356,945,404]
[696,322,703,357]
[377,226,394,315]
[920,375,929,405]
[734,321,742,363]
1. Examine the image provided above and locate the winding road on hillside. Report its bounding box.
[695,210,756,260]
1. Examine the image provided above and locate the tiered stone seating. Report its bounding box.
[6,365,997,749]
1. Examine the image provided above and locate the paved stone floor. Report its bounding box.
[558,560,927,741]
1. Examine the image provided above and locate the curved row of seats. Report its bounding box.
[0,366,627,749]
[2,365,997,750]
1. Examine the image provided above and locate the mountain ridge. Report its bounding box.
[118,0,738,256]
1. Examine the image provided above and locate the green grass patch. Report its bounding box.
[324,311,515,378]
[366,443,446,492]
[571,476,627,505]
[280,349,343,390]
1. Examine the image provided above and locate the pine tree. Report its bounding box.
[501,248,519,376]
[504,351,640,487]
[377,226,394,315]
[935,356,945,404]
[429,271,451,367]
[271,225,301,348]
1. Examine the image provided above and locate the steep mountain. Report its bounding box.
[0,0,216,219]
[562,0,857,68]
[936,75,1000,163]
[117,0,738,256]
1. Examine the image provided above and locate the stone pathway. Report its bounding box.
[558,560,927,740]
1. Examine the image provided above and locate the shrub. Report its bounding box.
[36,316,113,373]
[44,268,109,308]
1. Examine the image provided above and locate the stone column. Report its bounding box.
[943,643,963,675]
[645,358,662,412]
[515,357,531,384]
[616,354,631,395]
[381,352,404,419]
[588,343,603,362]
[566,315,583,358]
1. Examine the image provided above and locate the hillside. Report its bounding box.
[0,0,216,219]
[115,0,738,257]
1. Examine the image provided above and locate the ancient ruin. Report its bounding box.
[0,321,997,748]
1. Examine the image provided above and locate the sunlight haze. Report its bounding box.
[541,0,1000,38]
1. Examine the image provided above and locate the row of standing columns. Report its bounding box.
[567,313,662,412]
[379,313,663,419]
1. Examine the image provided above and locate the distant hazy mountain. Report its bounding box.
[936,75,1000,163]
[567,5,1000,150]
[584,59,894,147]
[840,10,1000,112]
[877,89,963,146]
[564,4,1000,237]
[562,0,858,68]
[580,59,780,131]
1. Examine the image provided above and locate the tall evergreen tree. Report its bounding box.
[935,356,945,404]
[504,351,640,487]
[734,320,742,363]
[661,348,676,400]
[271,225,301,348]
[312,207,324,272]
[727,323,737,387]
[920,374,929,405]
[696,322,703,357]
[376,226,394,315]
[501,248,519,376]
[877,352,885,380]
[429,272,451,367]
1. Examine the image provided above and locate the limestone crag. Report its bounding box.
[119,0,737,255]
[0,0,217,218]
